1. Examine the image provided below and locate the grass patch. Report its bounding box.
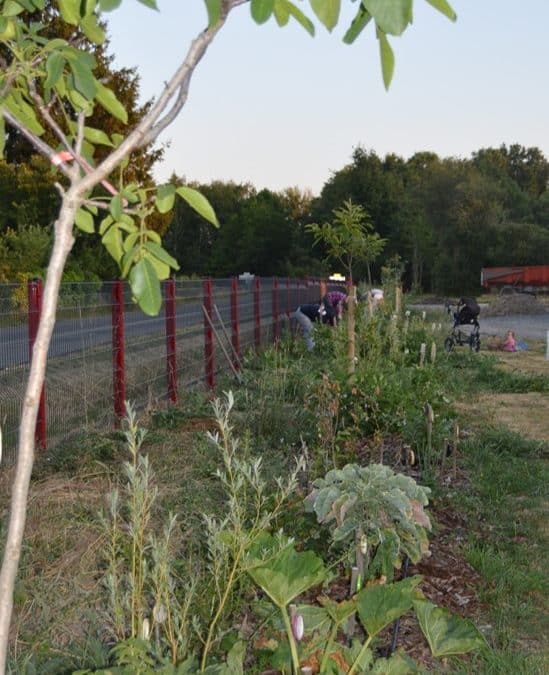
[447,424,549,672]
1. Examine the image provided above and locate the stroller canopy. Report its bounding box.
[457,297,480,324]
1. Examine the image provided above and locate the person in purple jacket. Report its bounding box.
[326,290,347,324]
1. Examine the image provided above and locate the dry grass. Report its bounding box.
[470,392,549,441]
[495,346,549,377]
[2,418,221,665]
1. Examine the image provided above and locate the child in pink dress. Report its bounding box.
[502,330,517,352]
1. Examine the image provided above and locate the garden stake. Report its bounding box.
[441,436,449,476]
[453,422,460,479]
[430,340,437,363]
[202,305,243,383]
[367,291,373,318]
[424,403,434,469]
[419,343,426,367]
[213,303,243,370]
[346,566,360,643]
[347,285,357,376]
[395,284,402,315]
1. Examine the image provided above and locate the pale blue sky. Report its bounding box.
[106,1,549,195]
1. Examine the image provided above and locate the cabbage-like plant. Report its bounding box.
[305,463,431,579]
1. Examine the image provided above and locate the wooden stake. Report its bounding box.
[202,305,243,383]
[453,422,460,479]
[213,303,243,369]
[347,285,356,376]
[419,343,426,367]
[395,285,402,315]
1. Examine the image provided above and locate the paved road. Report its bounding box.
[0,299,262,370]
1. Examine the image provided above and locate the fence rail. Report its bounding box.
[0,276,333,467]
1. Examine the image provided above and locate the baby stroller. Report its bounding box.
[444,297,481,352]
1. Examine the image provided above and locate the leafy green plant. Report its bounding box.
[246,546,484,674]
[305,463,431,579]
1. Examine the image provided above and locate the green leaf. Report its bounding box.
[69,58,97,100]
[273,0,290,26]
[44,52,65,90]
[95,82,128,123]
[251,0,274,24]
[130,257,162,315]
[136,0,158,9]
[204,0,222,27]
[75,207,95,233]
[343,5,372,44]
[319,596,356,625]
[413,599,485,657]
[356,577,422,637]
[143,241,180,270]
[363,0,413,36]
[109,194,123,220]
[286,1,314,35]
[5,94,45,136]
[310,0,340,32]
[102,224,123,263]
[176,186,219,226]
[378,29,395,90]
[371,651,420,673]
[83,125,114,146]
[99,214,113,235]
[98,0,122,10]
[424,0,457,22]
[155,183,176,214]
[57,0,81,25]
[3,1,25,17]
[248,540,326,608]
[80,14,106,44]
[144,252,170,281]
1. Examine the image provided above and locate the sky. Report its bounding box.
[105,1,549,195]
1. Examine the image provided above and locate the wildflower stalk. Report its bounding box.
[281,605,300,674]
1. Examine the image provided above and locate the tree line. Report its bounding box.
[1,6,547,295]
[3,140,547,294]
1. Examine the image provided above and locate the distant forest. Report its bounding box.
[2,141,547,295]
[1,4,547,296]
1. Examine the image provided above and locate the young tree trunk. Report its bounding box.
[0,195,78,672]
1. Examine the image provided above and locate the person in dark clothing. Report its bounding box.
[294,295,336,351]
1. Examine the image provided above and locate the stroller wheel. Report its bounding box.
[471,335,481,352]
[444,336,455,353]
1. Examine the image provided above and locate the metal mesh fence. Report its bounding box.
[0,276,327,468]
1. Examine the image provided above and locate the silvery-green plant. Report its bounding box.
[99,403,194,665]
[199,391,305,671]
[305,463,431,580]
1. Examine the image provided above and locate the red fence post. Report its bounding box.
[112,279,126,427]
[203,278,214,389]
[28,278,46,449]
[230,277,240,369]
[286,277,291,319]
[165,278,178,403]
[272,277,280,343]
[254,276,261,349]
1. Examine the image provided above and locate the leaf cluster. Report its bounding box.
[305,463,432,572]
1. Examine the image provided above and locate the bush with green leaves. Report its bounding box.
[305,463,432,580]
[246,533,484,675]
